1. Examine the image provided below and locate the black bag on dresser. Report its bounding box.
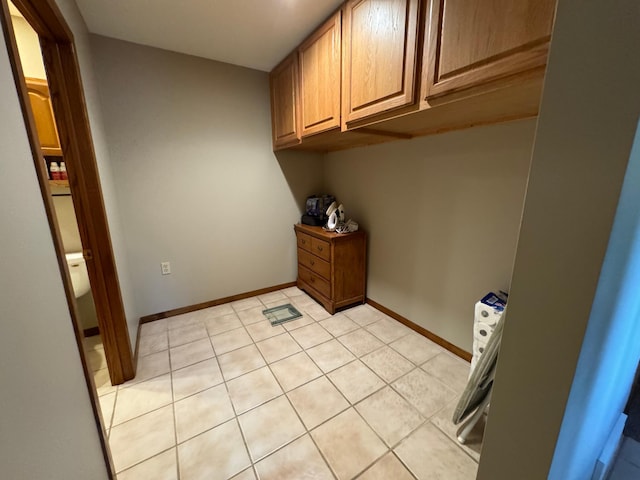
[301,194,335,226]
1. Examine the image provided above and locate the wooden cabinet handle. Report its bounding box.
[310,260,315,266]
[317,246,323,252]
[310,277,315,283]
[301,239,306,244]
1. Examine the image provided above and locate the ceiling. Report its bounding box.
[74,0,343,72]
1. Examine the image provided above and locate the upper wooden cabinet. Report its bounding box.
[299,11,342,137]
[342,0,421,128]
[26,78,62,156]
[269,53,301,150]
[423,0,556,99]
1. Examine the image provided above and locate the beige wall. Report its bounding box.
[477,0,640,478]
[0,9,108,479]
[11,14,45,78]
[324,120,535,351]
[89,35,323,317]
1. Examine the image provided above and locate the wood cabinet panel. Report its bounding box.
[26,78,62,156]
[299,11,342,137]
[269,53,301,149]
[298,248,331,280]
[342,0,421,128]
[424,0,555,99]
[295,224,366,314]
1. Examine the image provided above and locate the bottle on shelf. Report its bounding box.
[59,161,68,180]
[50,161,61,180]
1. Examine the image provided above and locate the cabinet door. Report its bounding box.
[342,0,421,128]
[26,78,62,156]
[299,11,341,137]
[424,0,556,99]
[269,53,301,149]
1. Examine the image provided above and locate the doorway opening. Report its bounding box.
[7,2,116,395]
[1,0,137,475]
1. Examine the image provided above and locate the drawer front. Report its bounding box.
[311,237,331,261]
[297,232,313,253]
[298,265,331,298]
[298,248,330,280]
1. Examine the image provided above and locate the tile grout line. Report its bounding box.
[109,291,475,478]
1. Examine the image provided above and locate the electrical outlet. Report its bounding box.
[161,261,171,275]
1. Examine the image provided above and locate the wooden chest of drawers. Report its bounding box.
[294,224,366,314]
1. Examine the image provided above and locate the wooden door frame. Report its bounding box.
[1,0,134,476]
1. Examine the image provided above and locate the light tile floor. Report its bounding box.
[90,287,484,479]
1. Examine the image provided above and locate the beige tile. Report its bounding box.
[168,312,203,330]
[178,419,250,480]
[395,423,478,479]
[210,327,253,355]
[328,360,385,404]
[270,352,323,392]
[282,286,305,298]
[227,366,283,414]
[311,408,387,480]
[303,302,332,321]
[390,333,444,365]
[246,320,285,342]
[255,434,333,480]
[319,314,359,337]
[94,367,116,396]
[117,448,177,480]
[86,347,107,371]
[362,346,414,383]
[238,306,268,326]
[289,323,332,349]
[201,303,235,320]
[356,387,425,447]
[218,344,266,381]
[337,328,384,357]
[343,304,383,326]
[281,314,315,331]
[256,333,302,364]
[290,294,319,309]
[99,391,116,430]
[138,331,169,357]
[366,318,412,344]
[168,324,208,348]
[258,290,287,304]
[174,384,235,443]
[109,405,175,473]
[421,352,471,393]
[122,350,170,387]
[392,368,456,418]
[169,337,214,371]
[429,400,484,461]
[140,319,168,336]
[230,468,256,480]
[112,373,173,425]
[307,339,356,373]
[232,296,263,312]
[287,376,348,429]
[238,396,306,461]
[205,313,242,336]
[359,452,414,480]
[172,358,224,401]
[83,335,105,350]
